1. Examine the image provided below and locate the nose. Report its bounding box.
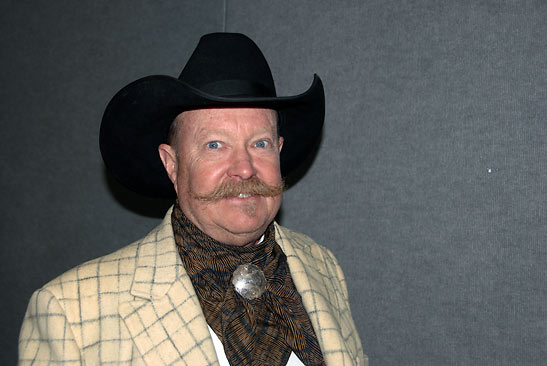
[227,146,257,180]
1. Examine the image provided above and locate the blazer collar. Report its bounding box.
[129,208,336,304]
[129,206,184,300]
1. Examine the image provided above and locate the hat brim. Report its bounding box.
[100,74,324,198]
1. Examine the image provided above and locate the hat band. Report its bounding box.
[199,79,275,98]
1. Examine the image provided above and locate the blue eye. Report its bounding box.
[255,140,268,148]
[207,141,222,149]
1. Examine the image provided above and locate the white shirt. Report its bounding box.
[208,326,305,366]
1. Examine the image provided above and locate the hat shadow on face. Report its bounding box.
[103,167,173,218]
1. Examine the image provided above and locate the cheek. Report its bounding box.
[184,161,226,194]
[260,160,283,183]
[174,158,198,196]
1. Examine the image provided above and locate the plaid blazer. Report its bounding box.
[19,208,367,366]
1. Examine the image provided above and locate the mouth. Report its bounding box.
[222,193,259,202]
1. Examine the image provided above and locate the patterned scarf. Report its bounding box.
[172,203,325,366]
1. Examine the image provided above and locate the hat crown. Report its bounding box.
[178,33,277,98]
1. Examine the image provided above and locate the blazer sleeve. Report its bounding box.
[18,288,83,366]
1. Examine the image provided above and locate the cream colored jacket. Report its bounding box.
[19,208,367,366]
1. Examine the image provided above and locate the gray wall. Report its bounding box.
[2,1,546,365]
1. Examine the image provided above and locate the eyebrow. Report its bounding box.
[193,129,228,142]
[194,127,276,141]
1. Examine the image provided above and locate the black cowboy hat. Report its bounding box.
[100,33,324,198]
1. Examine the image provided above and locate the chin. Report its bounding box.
[221,214,270,236]
[216,198,278,230]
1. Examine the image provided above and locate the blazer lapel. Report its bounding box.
[274,224,359,366]
[119,209,219,366]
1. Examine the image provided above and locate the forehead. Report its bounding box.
[176,107,277,135]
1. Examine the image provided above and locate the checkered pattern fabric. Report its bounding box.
[18,207,367,366]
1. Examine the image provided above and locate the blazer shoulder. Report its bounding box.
[39,211,174,298]
[40,239,140,299]
[274,223,338,261]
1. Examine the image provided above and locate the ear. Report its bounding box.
[278,136,284,153]
[158,144,178,189]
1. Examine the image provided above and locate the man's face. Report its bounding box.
[159,107,284,246]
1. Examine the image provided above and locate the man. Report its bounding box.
[18,33,366,366]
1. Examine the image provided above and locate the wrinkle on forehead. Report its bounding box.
[170,108,279,149]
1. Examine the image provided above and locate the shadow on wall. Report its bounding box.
[103,167,174,218]
[284,131,323,189]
